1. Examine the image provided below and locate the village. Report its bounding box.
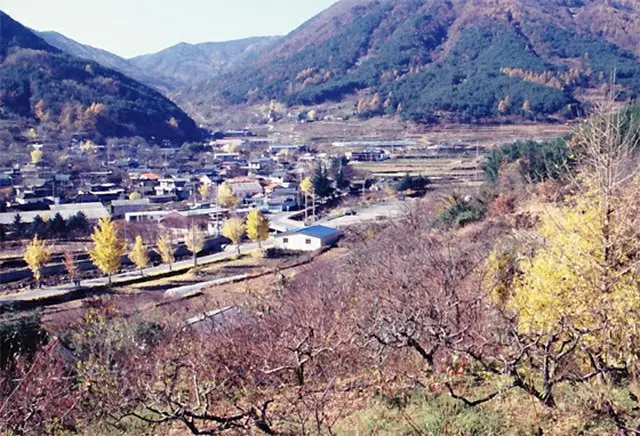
[0,120,499,300]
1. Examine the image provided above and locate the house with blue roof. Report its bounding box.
[274,225,342,251]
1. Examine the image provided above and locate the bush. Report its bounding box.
[437,194,487,228]
[0,312,47,368]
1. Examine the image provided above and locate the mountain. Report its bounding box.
[188,0,640,123]
[37,31,173,91]
[0,11,200,142]
[129,37,281,90]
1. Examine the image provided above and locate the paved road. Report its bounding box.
[0,200,409,304]
[323,199,410,228]
[0,240,273,304]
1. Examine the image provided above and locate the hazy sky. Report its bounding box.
[2,0,340,58]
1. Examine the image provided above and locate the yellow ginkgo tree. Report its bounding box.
[246,209,269,249]
[89,217,126,285]
[24,235,51,288]
[128,235,149,276]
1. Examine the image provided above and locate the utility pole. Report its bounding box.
[215,182,219,236]
[312,189,316,223]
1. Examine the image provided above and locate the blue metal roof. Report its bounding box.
[281,225,340,239]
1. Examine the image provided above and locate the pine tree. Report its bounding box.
[88,217,126,285]
[48,213,66,239]
[12,213,25,237]
[29,215,47,239]
[23,235,51,288]
[222,218,245,255]
[156,233,175,271]
[185,225,205,267]
[67,211,89,236]
[129,235,149,276]
[246,209,269,248]
[312,164,332,199]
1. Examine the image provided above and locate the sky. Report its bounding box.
[2,0,340,58]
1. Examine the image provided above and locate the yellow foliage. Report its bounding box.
[128,235,149,272]
[23,235,51,283]
[34,99,48,121]
[506,193,640,358]
[88,218,126,281]
[167,117,179,128]
[222,217,245,252]
[128,192,142,200]
[184,225,204,256]
[498,96,512,114]
[30,149,43,164]
[198,184,210,200]
[222,142,241,153]
[81,140,96,153]
[218,182,240,209]
[246,209,269,247]
[156,233,175,267]
[300,177,313,195]
[307,109,317,121]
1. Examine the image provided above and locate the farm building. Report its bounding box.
[274,225,341,252]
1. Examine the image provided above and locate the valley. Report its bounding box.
[1,0,640,434]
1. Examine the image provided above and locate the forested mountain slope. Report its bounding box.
[187,0,640,123]
[0,11,201,142]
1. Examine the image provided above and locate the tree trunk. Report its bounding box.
[236,244,241,255]
[312,193,316,223]
[193,251,198,267]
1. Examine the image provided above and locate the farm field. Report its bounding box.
[352,155,485,187]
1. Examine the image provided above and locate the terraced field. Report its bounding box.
[352,155,485,187]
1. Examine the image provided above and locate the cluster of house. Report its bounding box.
[0,142,319,239]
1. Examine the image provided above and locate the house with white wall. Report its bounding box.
[274,225,341,252]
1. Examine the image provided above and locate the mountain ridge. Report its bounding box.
[0,11,201,142]
[183,0,640,123]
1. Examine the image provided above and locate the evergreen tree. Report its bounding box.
[12,213,26,237]
[312,164,333,199]
[29,215,47,238]
[67,211,89,236]
[48,213,66,239]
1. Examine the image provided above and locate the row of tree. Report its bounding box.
[23,209,272,287]
[2,212,89,242]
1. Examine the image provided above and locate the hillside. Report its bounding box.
[37,31,174,92]
[129,36,281,90]
[0,11,201,142]
[187,0,640,123]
